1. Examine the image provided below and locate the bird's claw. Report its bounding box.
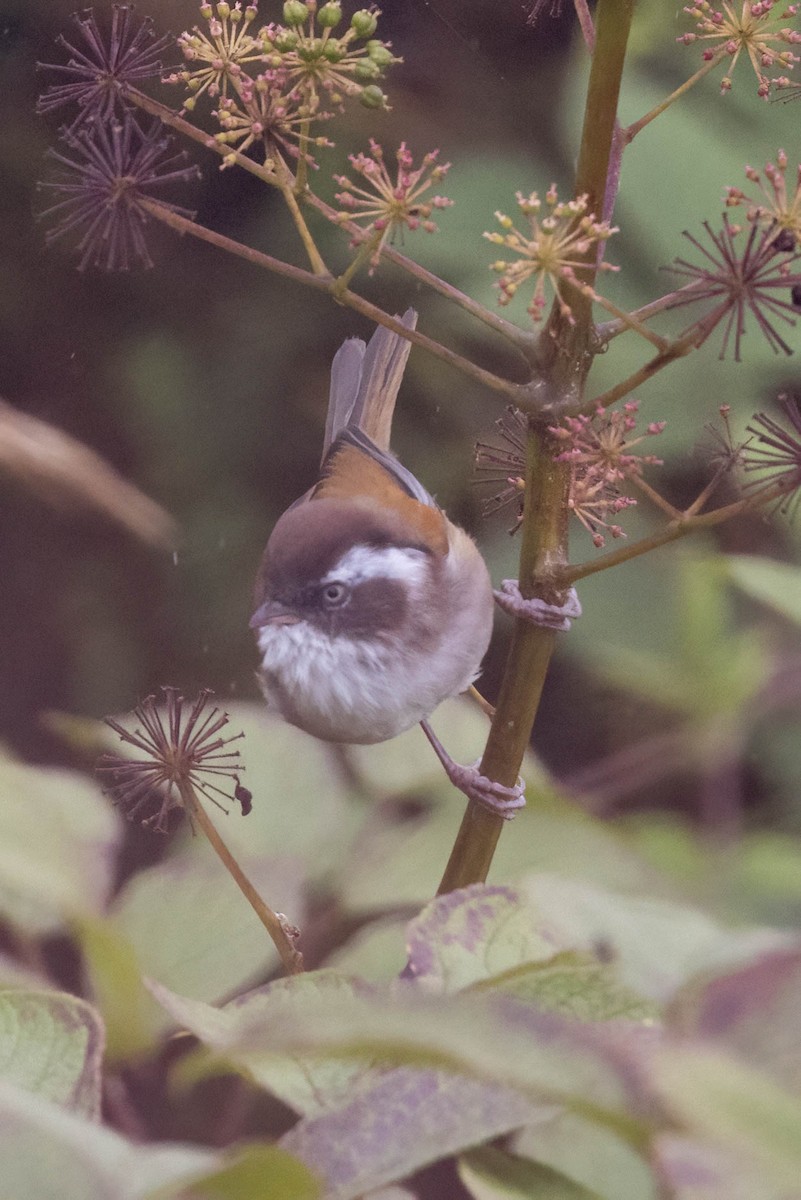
[494,580,581,632]
[443,758,525,821]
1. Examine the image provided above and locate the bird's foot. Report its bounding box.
[494,579,581,632]
[420,719,525,820]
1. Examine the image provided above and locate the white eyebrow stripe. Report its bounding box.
[322,544,430,588]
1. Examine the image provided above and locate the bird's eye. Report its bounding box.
[321,581,349,607]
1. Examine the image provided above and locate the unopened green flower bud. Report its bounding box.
[274,29,298,50]
[354,58,380,81]
[200,3,213,19]
[359,83,386,108]
[318,2,342,27]
[351,9,378,37]
[366,40,393,66]
[323,40,345,61]
[216,2,231,18]
[283,1,310,26]
[298,38,324,60]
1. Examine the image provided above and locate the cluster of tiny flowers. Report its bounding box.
[743,392,801,514]
[550,402,666,546]
[725,150,801,245]
[474,406,528,532]
[166,2,396,166]
[36,5,172,131]
[665,214,801,359]
[38,117,200,271]
[261,1,396,110]
[96,688,251,832]
[474,403,666,547]
[678,2,801,96]
[484,186,617,324]
[334,140,452,261]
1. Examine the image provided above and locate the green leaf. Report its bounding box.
[405,885,655,1021]
[75,916,157,1063]
[655,1047,801,1191]
[0,990,104,1118]
[0,753,121,934]
[479,952,656,1022]
[0,1080,215,1200]
[149,972,378,1117]
[281,1069,547,1200]
[110,853,302,1016]
[654,1133,783,1200]
[523,875,786,1002]
[667,947,801,1094]
[458,1145,602,1200]
[512,1110,657,1200]
[158,1143,321,1200]
[726,555,801,626]
[149,972,654,1120]
[404,885,556,992]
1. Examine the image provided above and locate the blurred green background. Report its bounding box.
[1,0,801,843]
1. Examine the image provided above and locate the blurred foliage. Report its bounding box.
[1,0,801,1196]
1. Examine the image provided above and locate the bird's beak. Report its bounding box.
[249,600,302,629]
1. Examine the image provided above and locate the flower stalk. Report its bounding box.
[176,777,304,975]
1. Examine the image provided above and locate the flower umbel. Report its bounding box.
[725,150,801,244]
[550,402,666,546]
[743,392,801,513]
[171,2,263,110]
[550,401,666,480]
[678,2,801,97]
[484,186,618,323]
[474,406,528,531]
[214,69,331,166]
[475,403,664,547]
[664,215,801,359]
[335,140,452,261]
[262,3,398,113]
[97,688,249,832]
[37,5,171,130]
[38,116,200,270]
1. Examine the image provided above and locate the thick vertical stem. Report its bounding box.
[437,0,636,895]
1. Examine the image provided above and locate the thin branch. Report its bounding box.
[305,191,540,360]
[622,47,729,144]
[630,475,683,520]
[138,198,529,398]
[178,778,304,975]
[563,479,792,584]
[587,325,704,411]
[574,0,596,52]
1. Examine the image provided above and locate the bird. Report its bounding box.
[249,308,525,817]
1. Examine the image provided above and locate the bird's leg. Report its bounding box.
[493,580,581,632]
[420,718,525,820]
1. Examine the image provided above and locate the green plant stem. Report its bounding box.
[596,279,712,341]
[128,88,280,185]
[332,230,384,294]
[138,199,527,399]
[277,176,329,276]
[437,0,635,895]
[562,479,793,584]
[622,48,728,144]
[130,88,537,364]
[437,428,569,894]
[305,193,539,360]
[587,324,705,411]
[177,780,304,975]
